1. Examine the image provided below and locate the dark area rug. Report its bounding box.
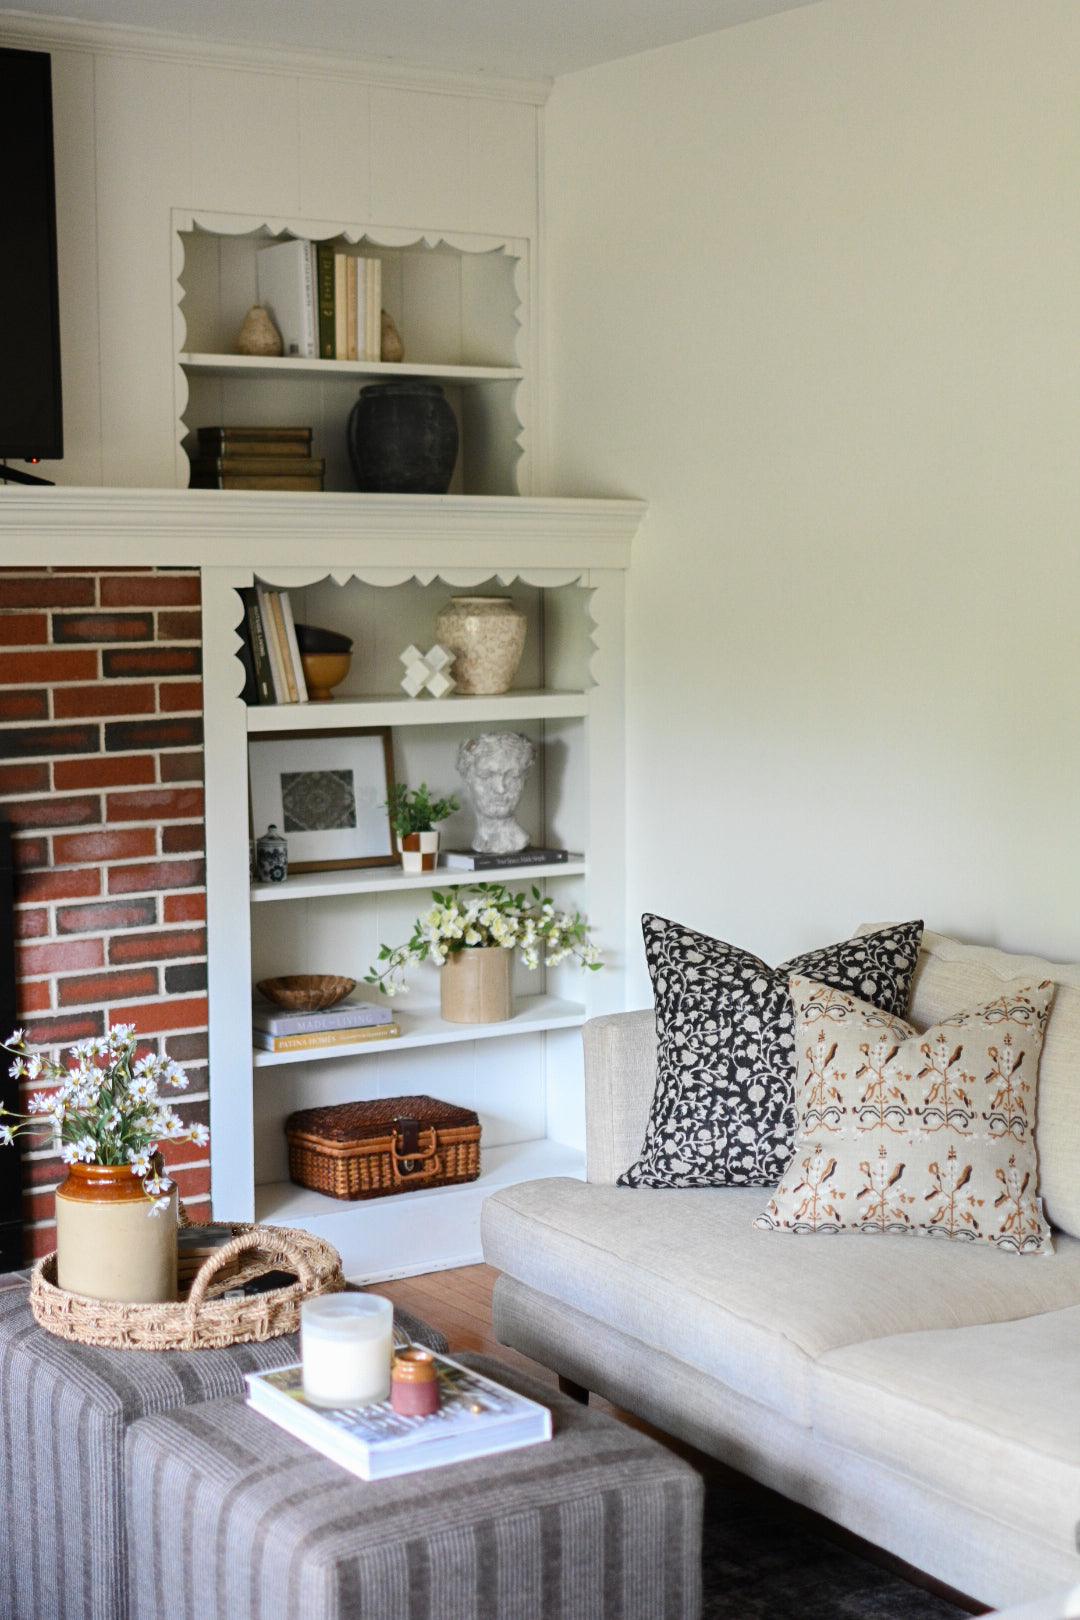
[701,1477,971,1619]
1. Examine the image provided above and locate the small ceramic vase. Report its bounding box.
[380,309,405,362]
[398,830,440,873]
[256,824,288,884]
[236,304,283,357]
[440,945,513,1024]
[434,596,527,695]
[390,1348,441,1416]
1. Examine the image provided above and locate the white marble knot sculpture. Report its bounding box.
[400,643,456,699]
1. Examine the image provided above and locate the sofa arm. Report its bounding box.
[583,1010,658,1185]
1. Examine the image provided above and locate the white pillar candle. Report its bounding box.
[301,1293,394,1408]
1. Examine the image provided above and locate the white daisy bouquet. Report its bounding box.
[364,881,603,997]
[0,1023,209,1215]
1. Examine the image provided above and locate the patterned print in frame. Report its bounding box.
[754,975,1055,1254]
[248,728,397,874]
[620,918,923,1189]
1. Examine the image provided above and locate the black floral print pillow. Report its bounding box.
[619,916,924,1189]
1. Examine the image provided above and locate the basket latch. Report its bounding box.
[392,1116,440,1181]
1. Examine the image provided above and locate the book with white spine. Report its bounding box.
[255,239,317,359]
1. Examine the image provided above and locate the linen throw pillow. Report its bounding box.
[754,975,1054,1254]
[620,917,923,1188]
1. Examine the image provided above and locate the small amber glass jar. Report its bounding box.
[390,1348,441,1417]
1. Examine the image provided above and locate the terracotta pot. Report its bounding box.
[440,945,513,1024]
[434,596,526,695]
[398,829,439,873]
[55,1161,178,1303]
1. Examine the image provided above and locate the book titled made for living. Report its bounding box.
[246,1353,552,1480]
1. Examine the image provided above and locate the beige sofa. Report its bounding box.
[482,929,1080,1611]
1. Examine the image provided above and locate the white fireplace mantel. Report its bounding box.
[0,488,645,570]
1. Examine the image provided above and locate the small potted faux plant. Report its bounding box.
[365,882,602,1024]
[1,1023,209,1304]
[386,782,459,874]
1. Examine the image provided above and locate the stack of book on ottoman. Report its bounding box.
[253,994,399,1054]
[188,425,325,491]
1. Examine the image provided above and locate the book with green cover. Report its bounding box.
[316,243,336,359]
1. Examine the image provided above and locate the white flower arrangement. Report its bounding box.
[364,882,603,997]
[0,1023,210,1215]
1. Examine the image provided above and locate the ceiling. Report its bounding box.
[6,0,824,81]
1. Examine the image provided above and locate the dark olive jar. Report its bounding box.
[346,380,459,494]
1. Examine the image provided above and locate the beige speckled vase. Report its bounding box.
[434,596,526,695]
[236,303,283,356]
[55,1162,178,1303]
[440,946,513,1024]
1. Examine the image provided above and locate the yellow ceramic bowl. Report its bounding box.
[300,651,351,701]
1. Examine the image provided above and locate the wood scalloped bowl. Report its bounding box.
[256,974,356,1012]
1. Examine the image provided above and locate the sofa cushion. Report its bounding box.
[481,1177,1080,1427]
[755,974,1054,1254]
[813,1306,1080,1554]
[620,917,924,1190]
[862,927,1080,1239]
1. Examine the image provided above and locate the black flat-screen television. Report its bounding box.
[0,47,63,466]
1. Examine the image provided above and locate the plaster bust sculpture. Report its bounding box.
[456,731,536,854]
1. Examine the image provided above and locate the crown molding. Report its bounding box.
[0,9,552,104]
[0,487,644,569]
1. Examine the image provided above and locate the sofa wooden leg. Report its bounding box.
[558,1375,590,1405]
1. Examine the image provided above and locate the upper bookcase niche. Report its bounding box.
[172,213,530,496]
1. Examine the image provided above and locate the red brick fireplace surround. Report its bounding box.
[0,568,209,1256]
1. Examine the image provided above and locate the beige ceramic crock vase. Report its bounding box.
[54,1161,178,1304]
[434,596,526,695]
[440,946,513,1024]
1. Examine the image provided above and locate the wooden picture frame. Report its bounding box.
[248,727,397,874]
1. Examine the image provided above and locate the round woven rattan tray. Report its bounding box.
[30,1222,345,1351]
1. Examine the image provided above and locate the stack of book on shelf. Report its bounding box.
[239,584,309,706]
[440,847,577,872]
[189,426,324,492]
[246,1353,551,1480]
[253,994,399,1053]
[255,237,384,362]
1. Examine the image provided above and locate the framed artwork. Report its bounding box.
[248,728,396,873]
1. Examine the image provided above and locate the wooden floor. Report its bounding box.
[377,1263,633,1425]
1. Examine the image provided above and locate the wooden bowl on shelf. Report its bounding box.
[300,652,352,701]
[256,975,356,1013]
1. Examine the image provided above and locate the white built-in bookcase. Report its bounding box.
[174,211,531,495]
[195,495,643,1281]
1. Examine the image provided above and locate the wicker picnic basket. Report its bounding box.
[286,1095,482,1201]
[29,1221,345,1351]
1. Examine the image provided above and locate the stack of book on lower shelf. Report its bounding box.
[188,426,324,491]
[239,584,309,706]
[253,994,400,1054]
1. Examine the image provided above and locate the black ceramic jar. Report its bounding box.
[346,381,460,494]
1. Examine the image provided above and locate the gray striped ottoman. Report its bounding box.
[125,1353,703,1620]
[0,1281,445,1620]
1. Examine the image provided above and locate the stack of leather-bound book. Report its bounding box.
[188,425,324,491]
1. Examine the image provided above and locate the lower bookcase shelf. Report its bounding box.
[255,1138,586,1283]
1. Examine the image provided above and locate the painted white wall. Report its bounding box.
[0,16,541,487]
[543,0,1080,995]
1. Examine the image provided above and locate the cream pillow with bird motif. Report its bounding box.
[754,974,1054,1255]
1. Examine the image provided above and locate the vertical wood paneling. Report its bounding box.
[370,87,472,228]
[94,52,191,487]
[298,77,371,222]
[36,50,102,487]
[190,66,300,215]
[468,99,538,237]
